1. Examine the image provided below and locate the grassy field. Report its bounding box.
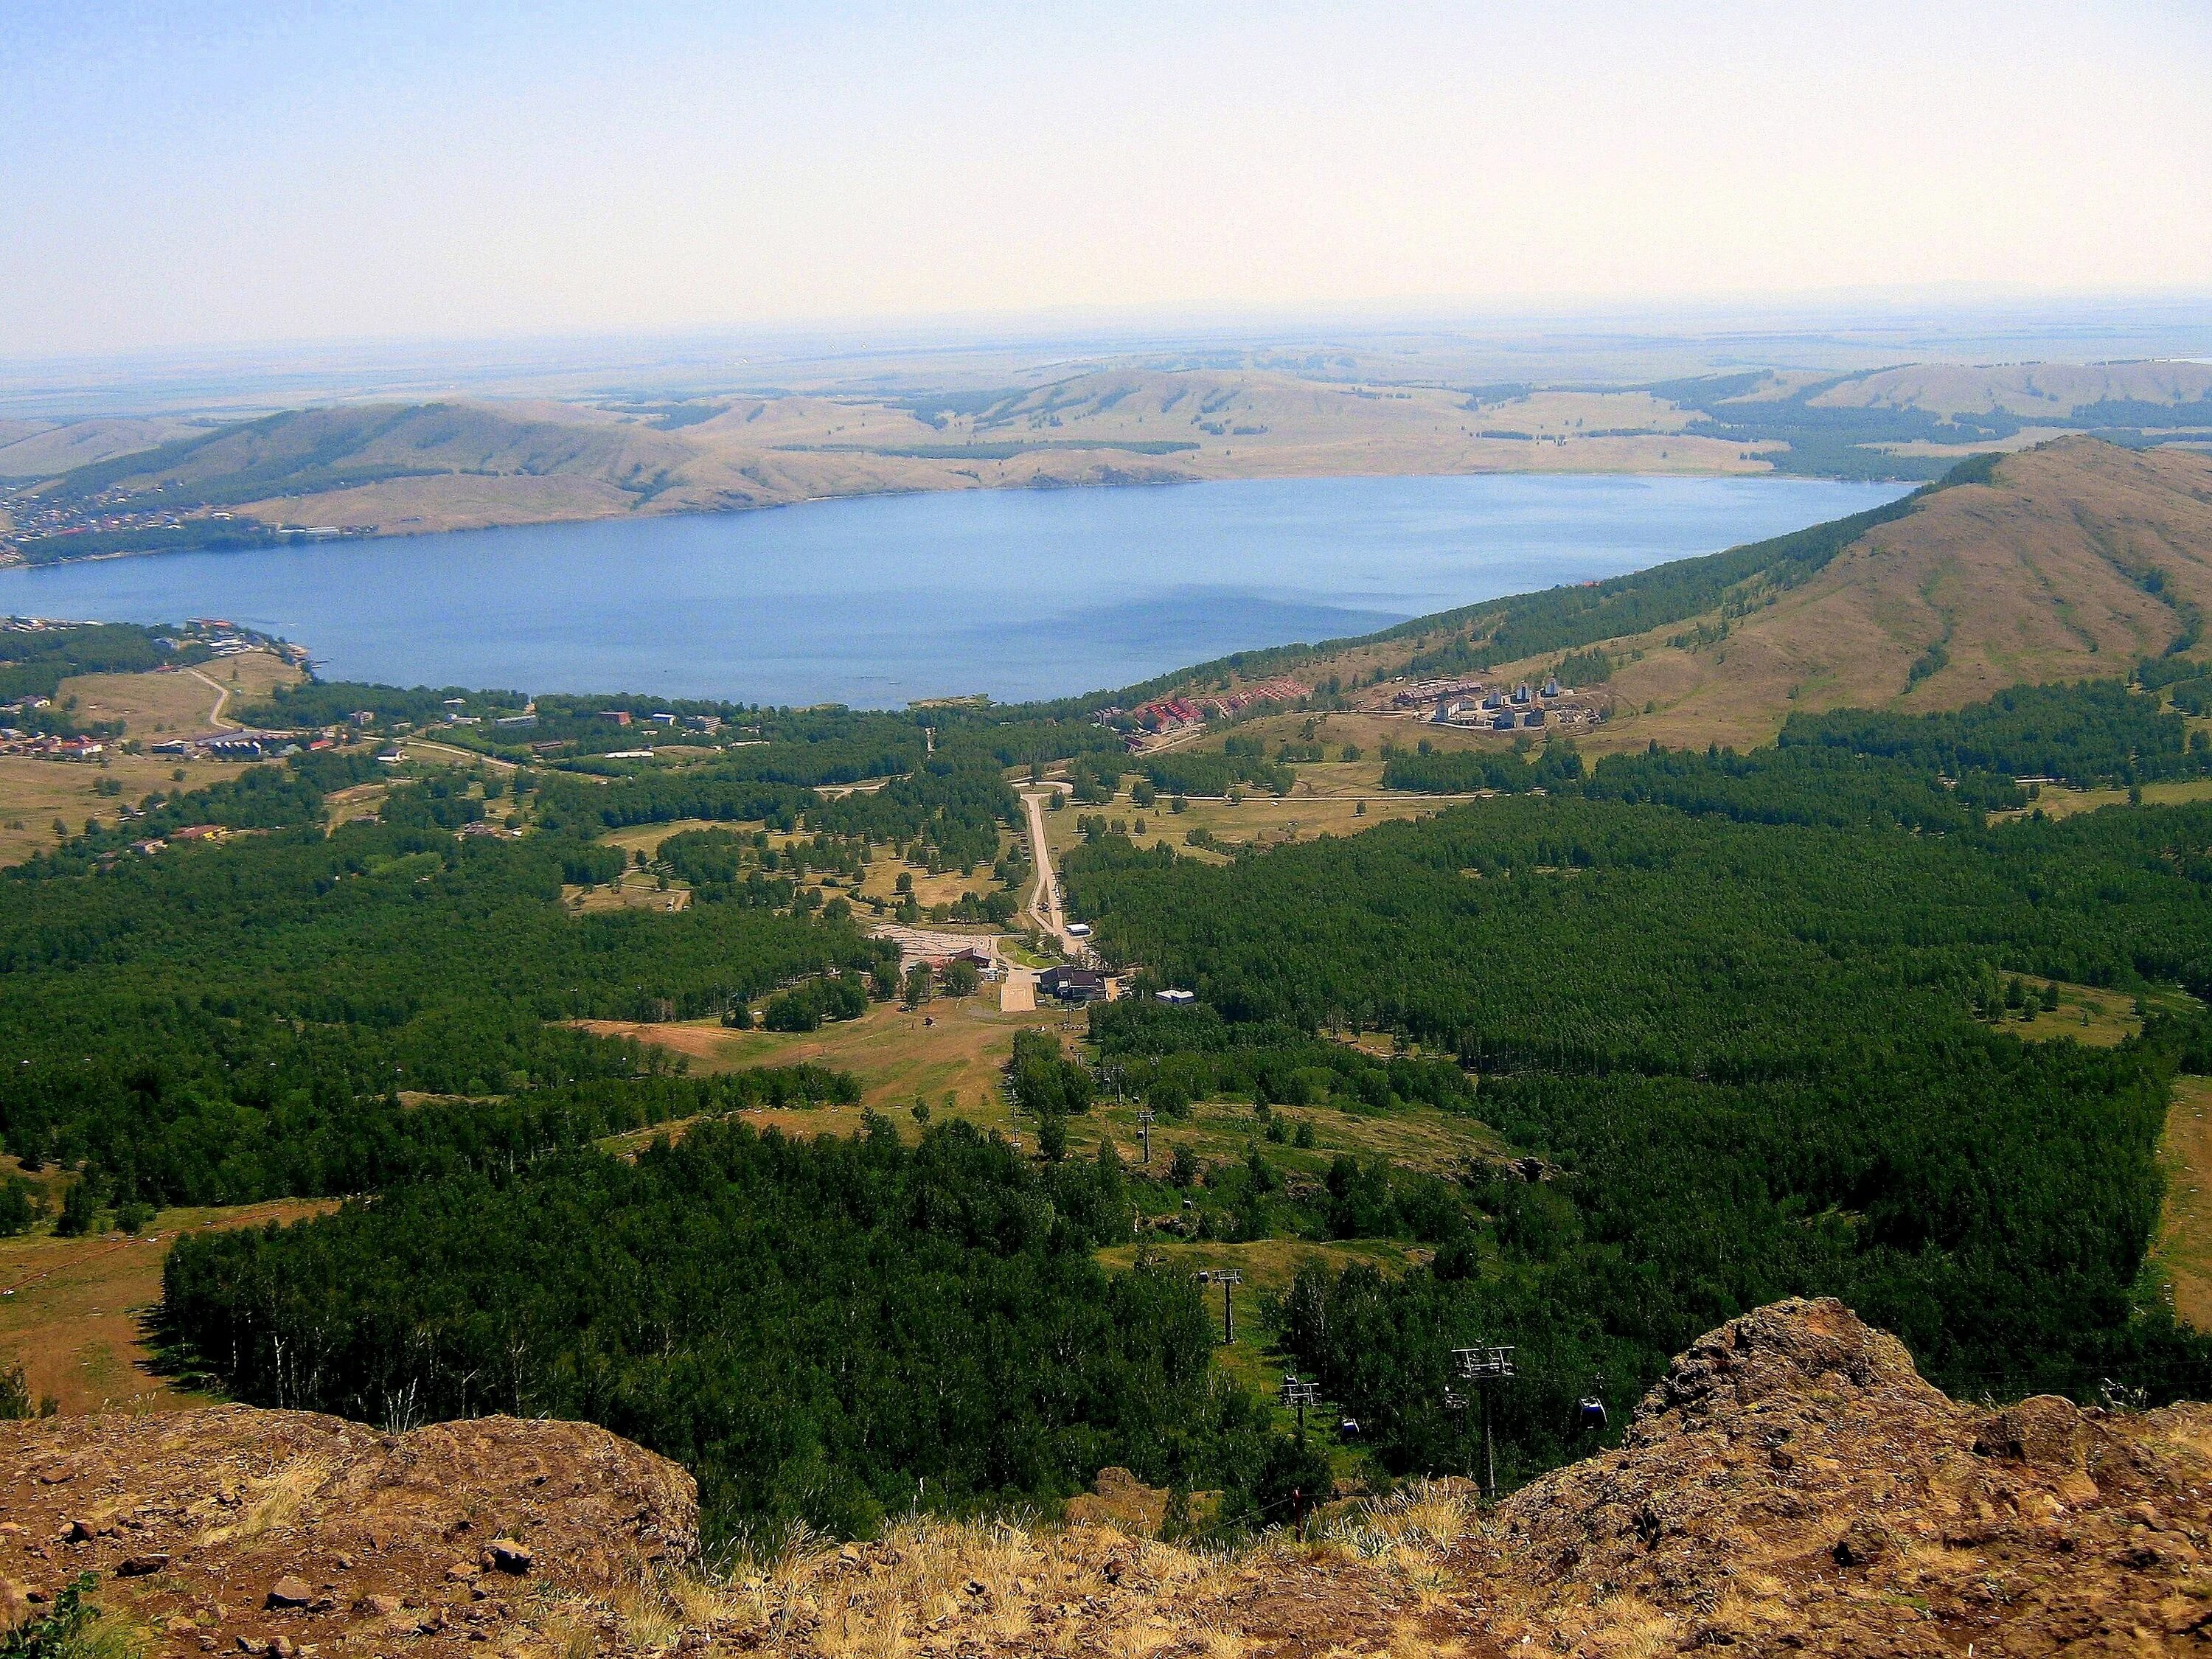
[573,995,1036,1116]
[66,665,229,738]
[0,1185,334,1415]
[575,1006,1503,1185]
[1997,978,2166,1046]
[594,819,1016,911]
[0,651,307,866]
[1042,782,1460,866]
[564,872,692,914]
[2157,1076,2212,1332]
[321,779,390,827]
[1995,776,2212,823]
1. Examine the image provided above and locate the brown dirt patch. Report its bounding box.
[0,1198,334,1416]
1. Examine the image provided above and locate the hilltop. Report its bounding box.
[1559,437,2212,751]
[1152,435,2212,756]
[7,352,2211,555]
[9,1299,2205,1657]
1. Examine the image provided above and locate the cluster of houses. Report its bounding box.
[1434,678,1568,731]
[114,824,232,860]
[149,730,305,762]
[922,945,1001,984]
[1380,672,1600,734]
[1105,675,1312,745]
[0,731,106,760]
[594,709,723,734]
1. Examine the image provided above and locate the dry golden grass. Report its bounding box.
[243,471,641,535]
[66,667,228,738]
[0,1187,334,1415]
[186,647,300,708]
[1039,787,1451,870]
[594,820,1013,912]
[2158,1076,2212,1332]
[563,872,691,913]
[574,996,1029,1118]
[196,1454,333,1548]
[0,653,307,864]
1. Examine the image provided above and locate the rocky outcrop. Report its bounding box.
[1478,1297,2212,1655]
[8,1301,2212,1657]
[0,1407,694,1658]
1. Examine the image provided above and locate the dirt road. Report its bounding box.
[182,667,239,732]
[403,734,519,771]
[1021,789,1071,946]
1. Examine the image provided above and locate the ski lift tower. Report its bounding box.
[1194,1268,1242,1343]
[1452,1345,1515,1501]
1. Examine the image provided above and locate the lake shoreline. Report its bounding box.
[0,473,1912,708]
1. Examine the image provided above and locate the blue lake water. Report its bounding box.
[3,475,1910,705]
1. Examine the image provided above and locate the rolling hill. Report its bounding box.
[1284,436,2212,754]
[0,414,207,481]
[1590,437,2212,749]
[13,352,2212,550]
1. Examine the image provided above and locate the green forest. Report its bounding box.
[9,581,2212,1548]
[164,1119,1310,1541]
[1057,704,2212,1492]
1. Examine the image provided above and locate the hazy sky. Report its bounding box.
[5,1,2208,358]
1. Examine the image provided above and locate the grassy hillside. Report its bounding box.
[41,401,709,512]
[13,354,2212,549]
[1589,437,2212,749]
[0,415,206,481]
[1173,437,2212,757]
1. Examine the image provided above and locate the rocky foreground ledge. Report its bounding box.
[5,1299,2209,1658]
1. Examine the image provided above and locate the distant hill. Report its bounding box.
[12,357,2212,550]
[1809,359,2212,420]
[0,414,206,481]
[1346,437,2212,751]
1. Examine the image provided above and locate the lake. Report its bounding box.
[4,475,1910,705]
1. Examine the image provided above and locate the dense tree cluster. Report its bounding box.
[1089,1003,1474,1119]
[1137,742,1295,799]
[1379,743,1587,796]
[1780,679,2210,787]
[164,1119,1307,1540]
[1062,726,2212,1455]
[1006,1029,1093,1116]
[0,765,870,1203]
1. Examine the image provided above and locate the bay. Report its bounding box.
[2,474,1910,705]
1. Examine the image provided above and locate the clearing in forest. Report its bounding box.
[0,1192,333,1414]
[2159,1075,2212,1332]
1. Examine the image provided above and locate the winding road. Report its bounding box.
[182,667,240,733]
